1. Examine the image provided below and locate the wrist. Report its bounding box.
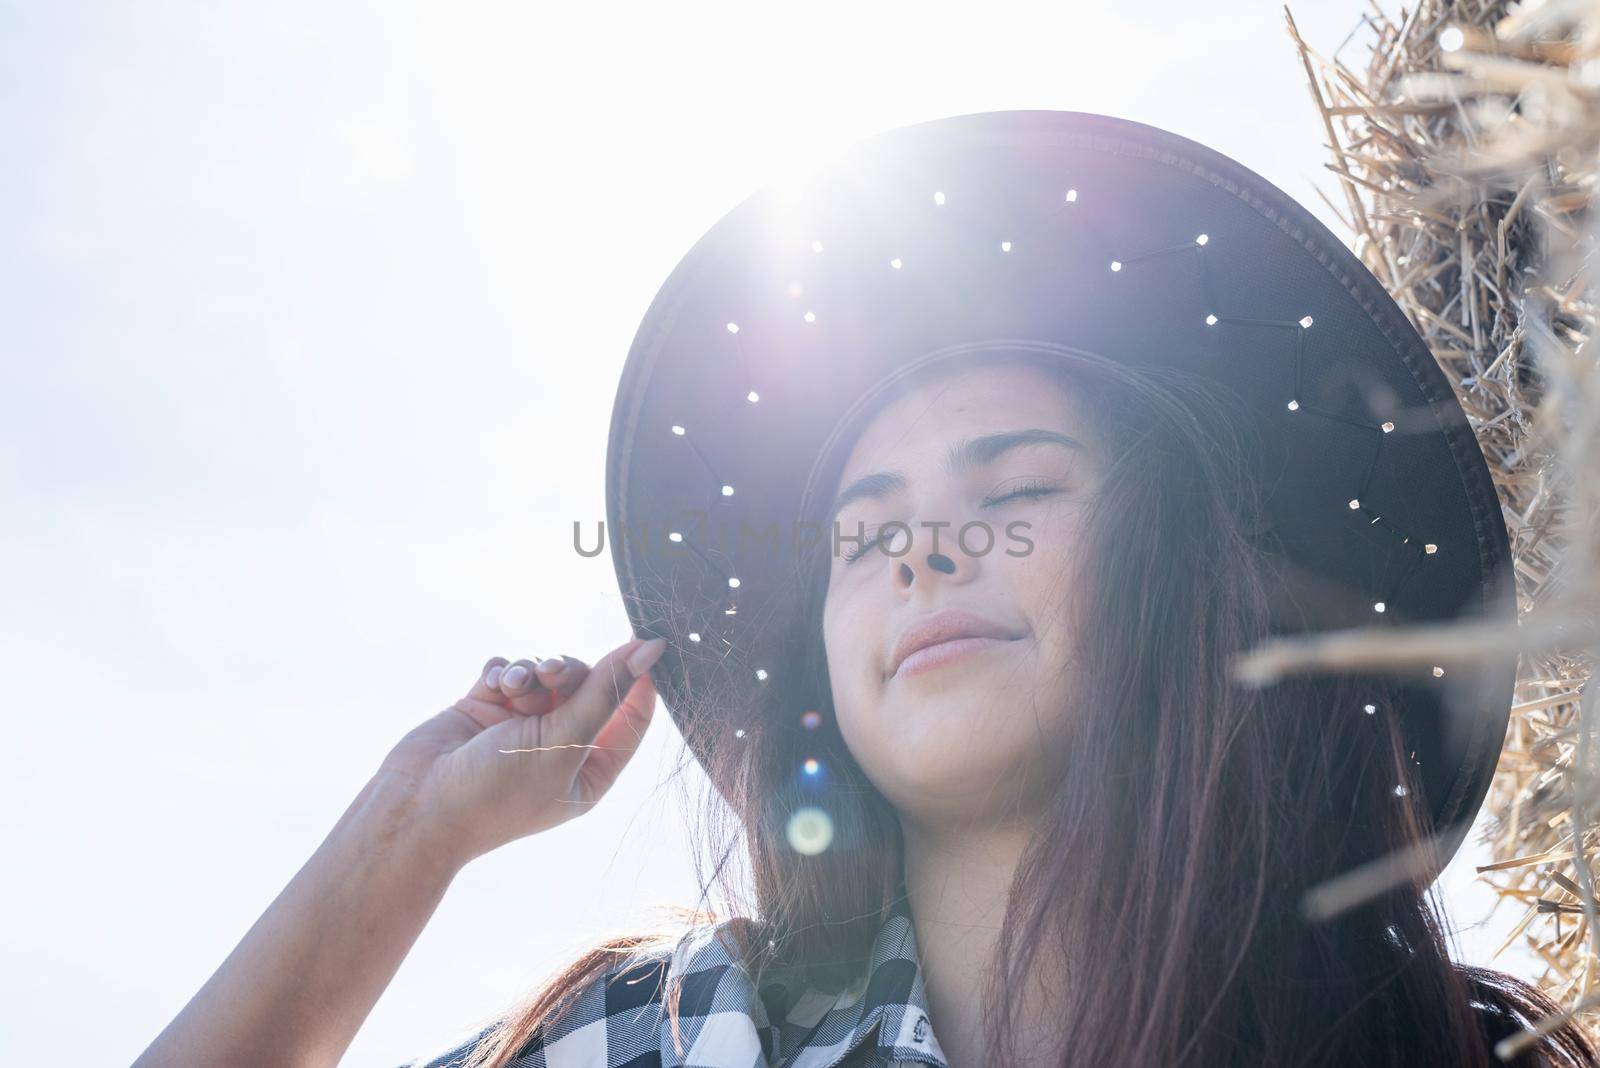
[349,769,475,881]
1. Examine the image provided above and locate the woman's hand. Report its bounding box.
[130,635,668,1068]
[382,635,667,868]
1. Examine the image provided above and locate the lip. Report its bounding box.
[887,609,1025,680]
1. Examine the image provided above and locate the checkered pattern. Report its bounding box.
[404,891,947,1068]
[400,884,1543,1068]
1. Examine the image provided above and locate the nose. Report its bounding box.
[890,524,981,592]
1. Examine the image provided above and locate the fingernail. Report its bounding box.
[625,637,667,675]
[502,664,529,688]
[485,664,504,688]
[536,657,567,674]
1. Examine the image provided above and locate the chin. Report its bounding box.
[878,698,1009,759]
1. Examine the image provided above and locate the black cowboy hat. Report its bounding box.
[604,110,1515,871]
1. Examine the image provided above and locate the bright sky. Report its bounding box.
[0,2,1535,1065]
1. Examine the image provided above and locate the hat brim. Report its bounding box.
[606,109,1514,871]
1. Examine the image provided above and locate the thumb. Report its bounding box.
[574,671,659,802]
[541,636,667,751]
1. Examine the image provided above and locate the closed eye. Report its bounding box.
[839,482,1059,566]
[981,479,1058,507]
[840,523,890,565]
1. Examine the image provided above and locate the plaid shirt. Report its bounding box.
[405,890,947,1068]
[404,892,1532,1068]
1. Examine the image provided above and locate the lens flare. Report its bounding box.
[787,806,834,855]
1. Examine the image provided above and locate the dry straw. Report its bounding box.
[1258,0,1600,1054]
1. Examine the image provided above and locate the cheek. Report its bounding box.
[822,584,884,740]
[821,586,866,686]
[1009,516,1086,642]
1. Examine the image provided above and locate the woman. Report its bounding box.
[135,112,1600,1066]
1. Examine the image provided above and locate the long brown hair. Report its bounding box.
[461,350,1598,1067]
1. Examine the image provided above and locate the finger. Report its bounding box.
[575,672,658,802]
[535,655,590,710]
[465,657,512,704]
[542,636,666,750]
[451,695,524,732]
[498,658,555,716]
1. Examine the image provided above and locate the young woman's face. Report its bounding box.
[822,360,1104,827]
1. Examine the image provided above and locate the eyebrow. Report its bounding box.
[826,428,1085,523]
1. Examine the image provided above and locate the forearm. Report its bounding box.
[134,771,466,1068]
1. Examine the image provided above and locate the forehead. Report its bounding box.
[837,360,1086,476]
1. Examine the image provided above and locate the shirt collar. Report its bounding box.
[756,887,949,1068]
[658,882,948,1068]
